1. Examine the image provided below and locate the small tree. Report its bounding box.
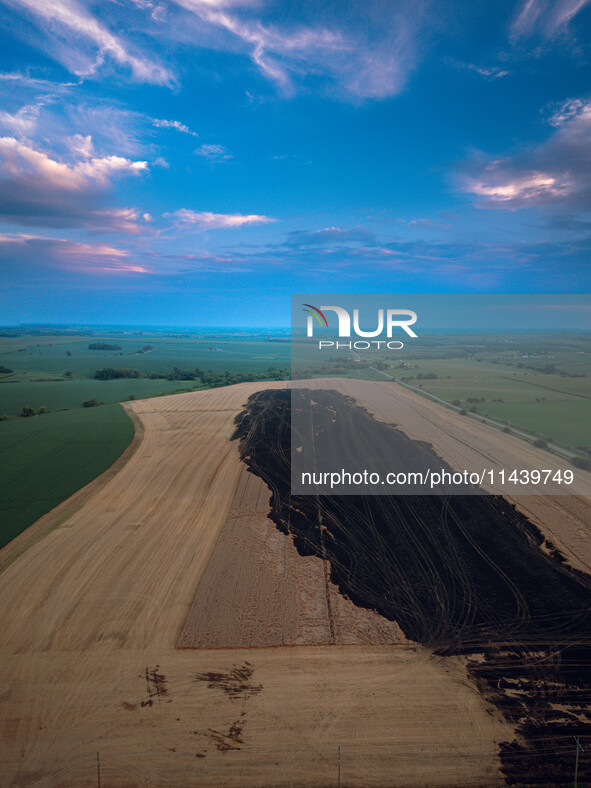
[20,406,35,417]
[38,406,48,414]
[66,350,72,357]
[533,439,548,449]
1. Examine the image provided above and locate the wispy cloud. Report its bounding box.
[1,1,427,100]
[448,59,510,79]
[153,118,199,136]
[0,233,148,273]
[168,209,274,228]
[546,97,586,126]
[0,71,79,90]
[0,102,42,135]
[169,0,427,100]
[510,0,591,39]
[285,226,374,246]
[195,143,233,161]
[3,0,174,84]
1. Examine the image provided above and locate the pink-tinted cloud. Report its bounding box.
[168,209,274,228]
[3,0,174,84]
[170,0,425,99]
[0,136,149,229]
[0,233,149,273]
[0,137,147,190]
[511,0,591,39]
[459,98,591,209]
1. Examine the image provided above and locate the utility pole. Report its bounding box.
[96,751,101,788]
[574,736,584,788]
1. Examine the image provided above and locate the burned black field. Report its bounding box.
[233,388,591,785]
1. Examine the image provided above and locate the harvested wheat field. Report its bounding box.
[178,465,406,648]
[1,380,590,786]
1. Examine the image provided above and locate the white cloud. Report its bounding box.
[169,209,274,228]
[511,0,591,39]
[4,0,174,84]
[449,60,510,79]
[0,72,78,90]
[195,143,233,161]
[0,136,147,190]
[66,134,94,158]
[170,0,424,100]
[464,170,571,204]
[546,97,587,126]
[459,98,591,209]
[153,118,199,136]
[0,103,42,135]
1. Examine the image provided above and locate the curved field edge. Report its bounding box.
[0,403,139,566]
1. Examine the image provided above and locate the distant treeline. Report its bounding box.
[95,368,142,379]
[89,342,122,351]
[517,361,586,377]
[94,366,289,385]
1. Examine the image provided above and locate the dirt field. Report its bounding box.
[179,465,406,648]
[1,379,589,786]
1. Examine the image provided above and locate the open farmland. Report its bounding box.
[0,377,186,417]
[0,329,290,417]
[1,379,590,786]
[293,332,591,452]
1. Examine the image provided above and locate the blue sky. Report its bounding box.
[0,0,590,326]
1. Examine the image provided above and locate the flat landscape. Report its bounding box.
[3,0,591,783]
[294,331,591,453]
[1,379,590,786]
[0,329,290,417]
[0,328,290,546]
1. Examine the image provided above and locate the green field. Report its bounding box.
[0,332,290,377]
[391,342,591,451]
[0,331,290,417]
[0,404,134,549]
[0,378,190,417]
[293,333,591,453]
[0,329,291,550]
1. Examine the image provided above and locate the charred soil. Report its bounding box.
[233,389,591,785]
